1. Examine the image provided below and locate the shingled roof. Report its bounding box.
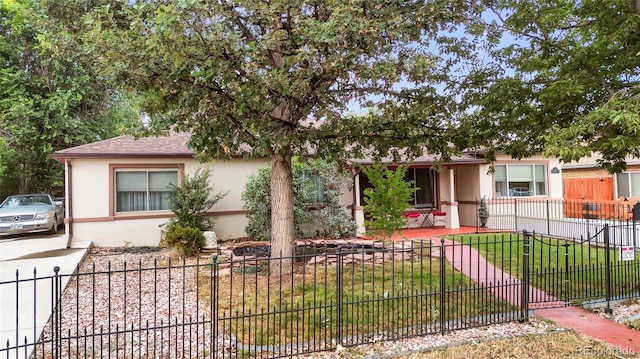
[51,131,487,166]
[51,132,194,160]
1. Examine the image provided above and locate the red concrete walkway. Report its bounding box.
[391,227,640,353]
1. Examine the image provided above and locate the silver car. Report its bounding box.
[0,194,64,235]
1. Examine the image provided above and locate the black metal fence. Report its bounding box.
[524,227,640,310]
[2,233,639,358]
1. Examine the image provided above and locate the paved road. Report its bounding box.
[0,232,90,359]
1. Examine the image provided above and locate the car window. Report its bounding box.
[32,195,51,205]
[0,195,52,207]
[0,197,21,208]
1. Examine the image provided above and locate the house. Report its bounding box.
[560,156,640,219]
[562,156,640,201]
[51,132,564,247]
[351,152,564,231]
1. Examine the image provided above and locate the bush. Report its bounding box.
[307,158,357,239]
[167,167,228,231]
[160,223,205,257]
[241,160,314,241]
[242,158,356,241]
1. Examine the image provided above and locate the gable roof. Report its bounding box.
[51,132,194,160]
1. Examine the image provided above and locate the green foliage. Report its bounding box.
[0,0,141,194]
[307,158,357,239]
[459,0,640,172]
[167,167,228,231]
[242,158,356,240]
[160,223,205,257]
[69,0,477,256]
[361,163,416,239]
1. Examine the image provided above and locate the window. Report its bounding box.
[405,168,435,207]
[495,164,547,197]
[115,170,178,212]
[302,170,325,205]
[616,172,640,197]
[358,167,436,208]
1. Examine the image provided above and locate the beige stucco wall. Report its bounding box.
[67,157,356,247]
[68,157,269,246]
[454,165,483,226]
[475,155,563,199]
[456,155,563,226]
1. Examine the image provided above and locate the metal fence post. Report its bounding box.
[439,239,446,334]
[563,243,570,302]
[336,246,343,344]
[211,255,218,359]
[53,266,61,359]
[604,224,613,314]
[521,231,530,321]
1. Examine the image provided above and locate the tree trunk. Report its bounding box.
[270,150,296,276]
[17,164,28,194]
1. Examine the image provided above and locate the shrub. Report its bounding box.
[160,223,205,257]
[307,158,357,239]
[167,167,228,231]
[242,158,356,241]
[241,159,314,241]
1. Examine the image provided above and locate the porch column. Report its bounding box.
[353,172,366,236]
[444,167,460,229]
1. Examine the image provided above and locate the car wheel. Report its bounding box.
[48,217,58,235]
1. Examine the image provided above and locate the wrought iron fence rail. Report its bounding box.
[2,233,639,358]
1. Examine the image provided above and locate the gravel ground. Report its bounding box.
[594,298,640,329]
[39,246,638,358]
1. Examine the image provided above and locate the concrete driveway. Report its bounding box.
[0,231,91,358]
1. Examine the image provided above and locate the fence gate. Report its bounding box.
[523,225,640,311]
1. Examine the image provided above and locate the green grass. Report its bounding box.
[449,233,640,304]
[204,254,518,345]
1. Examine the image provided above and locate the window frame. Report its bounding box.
[109,163,184,217]
[494,164,548,198]
[616,171,640,198]
[301,170,326,207]
[405,167,436,208]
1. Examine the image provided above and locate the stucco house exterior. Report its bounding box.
[51,132,564,247]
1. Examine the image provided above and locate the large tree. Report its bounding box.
[76,0,476,270]
[0,0,139,194]
[459,0,640,173]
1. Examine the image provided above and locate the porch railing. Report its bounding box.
[479,197,640,247]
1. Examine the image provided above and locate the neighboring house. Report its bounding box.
[562,156,640,201]
[52,133,564,247]
[561,156,640,219]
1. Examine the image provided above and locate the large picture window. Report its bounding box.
[359,167,436,208]
[495,164,547,197]
[616,172,640,197]
[115,170,178,212]
[405,168,435,207]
